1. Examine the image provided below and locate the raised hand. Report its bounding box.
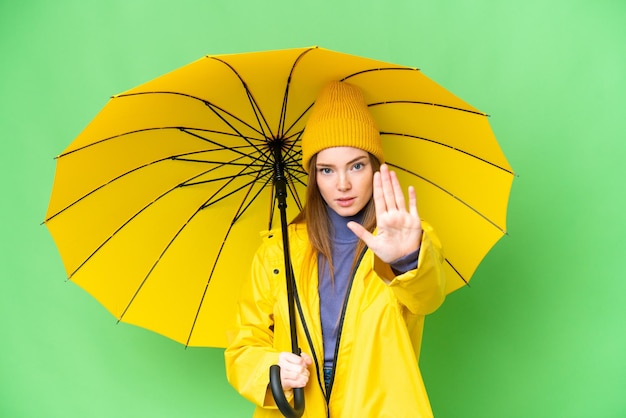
[347,164,422,263]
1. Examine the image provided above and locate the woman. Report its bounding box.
[225,81,447,417]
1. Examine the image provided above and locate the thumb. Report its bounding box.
[347,221,374,246]
[301,352,313,366]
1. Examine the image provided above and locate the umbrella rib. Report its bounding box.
[177,145,274,191]
[286,174,305,212]
[445,258,470,288]
[45,144,254,223]
[174,158,262,168]
[46,123,275,222]
[343,67,486,116]
[111,90,276,163]
[182,217,236,347]
[57,125,260,159]
[208,57,276,142]
[280,104,313,141]
[183,163,271,346]
[382,132,514,175]
[269,177,277,231]
[180,126,268,151]
[277,47,317,138]
[370,100,486,116]
[201,99,271,151]
[180,128,271,164]
[197,170,271,210]
[279,66,486,135]
[341,66,420,80]
[232,175,274,224]
[386,162,507,234]
[178,161,265,188]
[118,162,263,330]
[283,147,307,212]
[62,156,256,280]
[204,156,271,219]
[117,217,190,323]
[46,152,179,223]
[116,90,270,140]
[284,152,306,176]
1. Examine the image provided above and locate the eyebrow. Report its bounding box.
[315,155,369,168]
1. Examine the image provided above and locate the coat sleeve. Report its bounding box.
[374,221,446,315]
[224,244,282,408]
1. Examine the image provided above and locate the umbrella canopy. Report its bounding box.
[44,46,514,348]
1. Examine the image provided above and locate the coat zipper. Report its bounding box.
[325,248,366,400]
[294,248,367,417]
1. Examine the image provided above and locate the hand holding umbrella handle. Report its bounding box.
[270,365,305,418]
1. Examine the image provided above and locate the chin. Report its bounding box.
[333,206,362,218]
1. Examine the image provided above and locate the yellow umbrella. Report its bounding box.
[44,46,514,349]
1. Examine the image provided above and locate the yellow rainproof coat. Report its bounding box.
[225,221,446,417]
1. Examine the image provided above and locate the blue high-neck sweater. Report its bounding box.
[318,208,361,368]
[318,207,418,368]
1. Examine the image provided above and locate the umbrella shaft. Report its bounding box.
[273,145,299,354]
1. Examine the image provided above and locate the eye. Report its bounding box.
[352,162,365,170]
[318,167,332,175]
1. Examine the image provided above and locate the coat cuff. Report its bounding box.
[390,248,419,275]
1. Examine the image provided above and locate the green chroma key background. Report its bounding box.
[1,1,624,417]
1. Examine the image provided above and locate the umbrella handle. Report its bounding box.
[270,365,305,418]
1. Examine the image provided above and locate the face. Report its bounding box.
[315,146,374,217]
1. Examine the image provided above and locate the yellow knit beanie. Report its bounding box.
[301,81,384,171]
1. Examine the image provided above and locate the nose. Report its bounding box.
[337,172,351,191]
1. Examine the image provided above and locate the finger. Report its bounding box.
[285,365,310,378]
[281,370,309,390]
[278,352,299,364]
[279,365,309,385]
[379,164,398,211]
[278,353,307,381]
[278,352,310,390]
[300,352,313,366]
[408,185,418,218]
[284,375,309,389]
[389,169,407,212]
[347,221,375,247]
[278,352,307,371]
[372,170,386,219]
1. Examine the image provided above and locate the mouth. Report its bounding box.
[335,197,356,207]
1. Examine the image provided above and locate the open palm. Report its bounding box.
[347,164,422,263]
